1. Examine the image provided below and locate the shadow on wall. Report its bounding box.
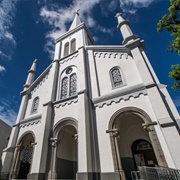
[0,158,2,171]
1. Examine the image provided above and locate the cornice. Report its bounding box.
[94,51,129,59]
[59,51,79,64]
[13,114,42,128]
[93,83,148,108]
[86,45,130,53]
[54,98,78,109]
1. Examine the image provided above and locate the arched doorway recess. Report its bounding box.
[108,107,163,180]
[11,132,35,179]
[48,118,78,180]
[56,125,78,179]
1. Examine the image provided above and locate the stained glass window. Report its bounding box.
[31,97,39,113]
[60,67,77,100]
[69,73,77,96]
[111,68,123,88]
[61,77,68,99]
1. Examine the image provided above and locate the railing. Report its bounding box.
[131,171,141,180]
[136,166,180,180]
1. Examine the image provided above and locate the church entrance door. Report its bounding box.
[18,162,30,179]
[132,140,157,169]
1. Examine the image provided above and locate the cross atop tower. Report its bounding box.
[74,9,80,16]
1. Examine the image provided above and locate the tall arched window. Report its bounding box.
[69,73,77,96]
[70,39,76,53]
[64,42,69,57]
[31,97,39,114]
[110,67,123,88]
[61,77,68,99]
[60,67,77,100]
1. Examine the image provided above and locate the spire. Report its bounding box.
[69,9,82,31]
[115,13,138,45]
[24,59,37,90]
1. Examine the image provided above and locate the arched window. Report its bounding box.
[64,42,69,57]
[70,39,76,53]
[61,77,68,99]
[110,67,123,88]
[31,97,39,114]
[60,67,77,100]
[69,73,77,96]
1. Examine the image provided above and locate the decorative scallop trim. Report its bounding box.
[94,52,129,59]
[54,99,78,108]
[19,119,41,128]
[18,114,42,128]
[31,73,49,95]
[94,90,147,108]
[60,53,79,64]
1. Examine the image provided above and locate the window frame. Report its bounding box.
[70,38,76,53]
[31,96,39,114]
[64,42,69,57]
[59,66,77,100]
[110,66,125,89]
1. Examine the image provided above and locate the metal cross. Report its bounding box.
[74,9,80,15]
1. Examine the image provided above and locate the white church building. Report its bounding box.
[1,12,180,180]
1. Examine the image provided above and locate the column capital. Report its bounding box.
[50,138,60,147]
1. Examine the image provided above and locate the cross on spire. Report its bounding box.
[74,9,80,16]
[115,13,122,18]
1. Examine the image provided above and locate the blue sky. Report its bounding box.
[0,0,180,126]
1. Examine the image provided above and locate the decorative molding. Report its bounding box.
[59,52,79,64]
[157,83,167,89]
[158,117,175,127]
[94,52,129,59]
[14,114,42,128]
[54,98,78,108]
[95,91,147,108]
[93,83,148,108]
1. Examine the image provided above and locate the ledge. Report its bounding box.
[13,114,42,128]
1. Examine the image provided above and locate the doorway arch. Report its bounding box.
[49,118,78,180]
[11,132,35,179]
[108,107,165,179]
[56,125,78,179]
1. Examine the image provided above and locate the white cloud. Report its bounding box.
[0,0,17,59]
[40,0,115,57]
[0,98,18,126]
[119,0,156,14]
[0,65,6,72]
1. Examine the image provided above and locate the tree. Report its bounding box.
[157,0,180,89]
[169,64,180,89]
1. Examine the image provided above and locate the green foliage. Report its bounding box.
[157,0,180,89]
[157,0,180,54]
[169,64,180,89]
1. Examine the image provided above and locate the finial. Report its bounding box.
[33,59,37,63]
[115,13,122,18]
[74,9,80,16]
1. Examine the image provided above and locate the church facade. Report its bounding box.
[1,13,180,180]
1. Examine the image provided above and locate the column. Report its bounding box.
[48,138,60,179]
[10,144,22,179]
[143,123,167,167]
[107,129,126,180]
